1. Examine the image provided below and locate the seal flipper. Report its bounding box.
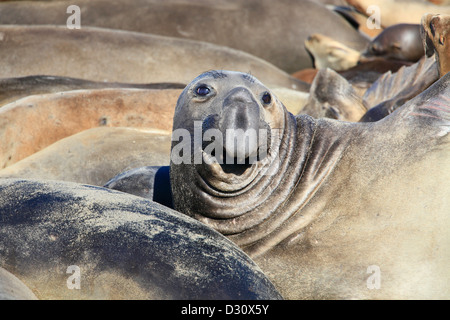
[359,55,439,121]
[300,68,367,122]
[403,71,450,132]
[362,55,438,108]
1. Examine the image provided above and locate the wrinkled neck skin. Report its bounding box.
[171,109,355,258]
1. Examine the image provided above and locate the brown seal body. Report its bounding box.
[170,70,450,299]
[0,88,180,168]
[305,33,361,71]
[0,0,369,72]
[0,127,172,186]
[421,13,450,77]
[0,75,185,107]
[0,25,307,91]
[363,24,424,62]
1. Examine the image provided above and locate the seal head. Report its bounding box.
[421,13,450,77]
[363,24,424,62]
[171,70,284,194]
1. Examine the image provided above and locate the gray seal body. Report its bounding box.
[170,70,450,299]
[0,178,282,300]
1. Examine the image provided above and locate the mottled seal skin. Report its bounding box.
[170,70,450,299]
[363,24,424,62]
[0,267,38,300]
[0,179,282,300]
[0,0,369,72]
[421,13,450,77]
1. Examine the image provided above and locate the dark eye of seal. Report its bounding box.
[195,85,211,96]
[262,92,272,104]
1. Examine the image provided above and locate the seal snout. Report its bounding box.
[219,87,262,161]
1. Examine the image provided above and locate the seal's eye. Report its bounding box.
[195,85,211,96]
[262,92,272,104]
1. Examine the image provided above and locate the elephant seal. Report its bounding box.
[169,70,450,299]
[363,24,424,62]
[360,54,439,121]
[299,68,367,121]
[0,75,185,107]
[305,33,361,71]
[0,85,307,170]
[0,88,180,168]
[345,0,450,26]
[338,58,412,95]
[421,13,450,77]
[0,0,369,72]
[0,25,308,92]
[331,5,384,37]
[0,178,282,300]
[0,127,172,186]
[0,267,38,300]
